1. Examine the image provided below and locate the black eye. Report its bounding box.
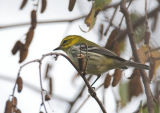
[63,40,67,44]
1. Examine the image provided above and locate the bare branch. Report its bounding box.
[120,1,154,113]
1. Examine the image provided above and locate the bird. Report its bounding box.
[54,35,149,84]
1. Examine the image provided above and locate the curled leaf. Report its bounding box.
[16,77,23,93]
[68,0,76,11]
[41,0,47,13]
[84,0,112,31]
[84,6,96,31]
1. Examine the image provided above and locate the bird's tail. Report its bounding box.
[124,60,150,70]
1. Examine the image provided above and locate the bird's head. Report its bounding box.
[54,35,85,52]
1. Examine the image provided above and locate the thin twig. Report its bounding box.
[11,59,39,96]
[11,52,107,113]
[118,0,133,30]
[116,4,160,42]
[0,74,72,103]
[38,59,48,113]
[75,83,104,113]
[120,1,154,113]
[104,7,118,36]
[0,15,86,29]
[67,83,87,113]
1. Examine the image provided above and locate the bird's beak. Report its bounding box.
[53,46,61,51]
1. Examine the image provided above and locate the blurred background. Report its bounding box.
[0,0,160,113]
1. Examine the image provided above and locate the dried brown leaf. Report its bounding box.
[68,0,76,11]
[84,5,96,31]
[16,77,23,93]
[45,94,51,101]
[11,41,23,55]
[112,69,122,87]
[49,77,52,95]
[138,45,160,78]
[41,0,47,13]
[128,69,143,100]
[31,10,37,28]
[137,45,148,64]
[4,100,12,113]
[104,73,112,88]
[20,0,28,9]
[25,27,34,48]
[150,51,160,74]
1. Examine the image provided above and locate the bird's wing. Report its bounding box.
[81,45,125,61]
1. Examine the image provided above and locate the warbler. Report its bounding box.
[54,35,149,75]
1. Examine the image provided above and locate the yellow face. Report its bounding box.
[59,35,80,50]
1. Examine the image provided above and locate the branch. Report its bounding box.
[75,83,104,113]
[0,74,71,103]
[0,15,86,29]
[116,3,160,42]
[9,52,107,113]
[120,1,154,113]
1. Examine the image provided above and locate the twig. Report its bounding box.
[118,0,133,30]
[116,4,160,42]
[10,52,107,113]
[120,1,154,113]
[148,47,160,52]
[0,15,86,29]
[104,6,118,35]
[38,59,48,113]
[75,83,104,113]
[12,59,40,96]
[67,83,87,113]
[0,74,72,103]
